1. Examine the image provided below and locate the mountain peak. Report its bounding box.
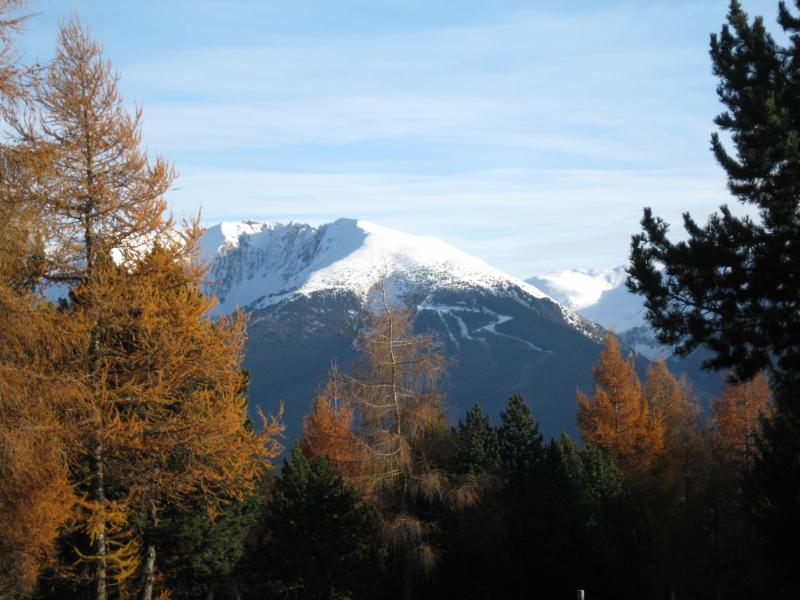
[201,218,550,314]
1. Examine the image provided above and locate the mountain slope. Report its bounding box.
[527,267,646,333]
[203,218,563,314]
[527,267,722,405]
[201,219,624,441]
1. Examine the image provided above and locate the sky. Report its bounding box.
[13,0,780,277]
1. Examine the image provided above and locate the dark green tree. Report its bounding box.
[628,0,800,380]
[746,372,800,595]
[245,446,386,600]
[453,404,499,474]
[497,393,544,483]
[627,1,800,594]
[538,436,650,600]
[494,394,546,597]
[152,495,259,600]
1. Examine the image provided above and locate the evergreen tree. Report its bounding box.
[453,404,499,475]
[538,435,650,600]
[495,394,546,598]
[627,0,800,381]
[153,495,259,600]
[246,446,386,600]
[747,372,800,595]
[497,393,543,482]
[626,2,800,592]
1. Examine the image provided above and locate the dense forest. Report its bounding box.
[1,0,799,599]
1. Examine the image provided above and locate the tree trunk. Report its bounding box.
[139,542,156,600]
[92,442,107,600]
[139,504,158,600]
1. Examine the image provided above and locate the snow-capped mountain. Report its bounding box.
[205,218,564,317]
[200,219,616,440]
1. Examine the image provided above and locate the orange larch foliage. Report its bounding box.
[77,233,283,600]
[642,359,701,502]
[0,3,78,595]
[712,371,772,466]
[311,298,471,598]
[577,333,664,483]
[303,363,360,478]
[1,18,283,600]
[14,20,179,599]
[0,296,80,598]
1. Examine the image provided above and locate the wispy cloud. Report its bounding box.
[171,166,752,277]
[19,0,779,275]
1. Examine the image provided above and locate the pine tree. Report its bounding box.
[453,404,499,475]
[627,0,800,382]
[497,393,543,482]
[151,494,260,600]
[625,2,800,593]
[247,446,386,600]
[538,435,650,599]
[577,334,664,486]
[747,372,800,595]
[495,394,546,598]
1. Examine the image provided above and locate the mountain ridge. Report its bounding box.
[199,218,614,441]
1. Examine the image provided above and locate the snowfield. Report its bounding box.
[202,218,551,314]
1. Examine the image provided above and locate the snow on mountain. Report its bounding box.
[202,218,553,315]
[527,266,647,333]
[198,218,623,441]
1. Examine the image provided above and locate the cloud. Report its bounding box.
[22,0,777,276]
[168,165,753,278]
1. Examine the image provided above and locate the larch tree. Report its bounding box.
[351,304,447,598]
[321,298,473,599]
[0,187,80,598]
[302,362,360,479]
[74,236,283,600]
[705,372,772,598]
[8,19,283,600]
[712,371,772,468]
[0,3,79,596]
[577,334,664,487]
[643,359,701,500]
[7,19,176,598]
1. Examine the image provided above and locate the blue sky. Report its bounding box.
[15,0,778,277]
